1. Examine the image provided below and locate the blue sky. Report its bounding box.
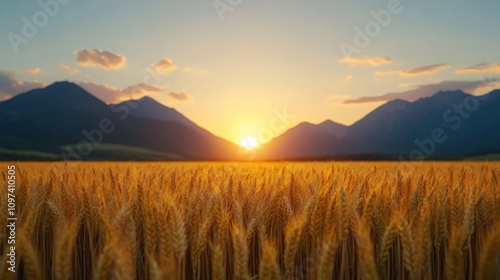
[1,0,499,143]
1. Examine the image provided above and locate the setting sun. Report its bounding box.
[240,136,259,149]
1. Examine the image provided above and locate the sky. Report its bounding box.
[1,0,500,145]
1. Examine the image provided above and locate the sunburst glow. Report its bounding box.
[240,136,259,149]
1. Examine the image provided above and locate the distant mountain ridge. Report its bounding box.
[0,82,240,160]
[113,96,214,138]
[259,89,500,159]
[257,120,347,159]
[0,82,109,125]
[114,96,196,128]
[335,89,500,156]
[0,82,499,160]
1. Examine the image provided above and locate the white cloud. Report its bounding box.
[339,56,392,67]
[167,91,192,101]
[60,64,80,75]
[343,75,353,83]
[344,79,500,104]
[74,49,126,70]
[27,67,41,75]
[376,64,450,77]
[152,58,177,73]
[455,63,500,74]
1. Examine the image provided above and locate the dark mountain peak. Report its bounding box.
[365,98,410,115]
[0,81,110,130]
[295,121,345,134]
[46,81,79,89]
[434,89,466,95]
[317,120,347,138]
[288,121,347,135]
[117,96,179,115]
[138,95,159,103]
[486,89,500,100]
[350,99,410,130]
[415,89,470,106]
[44,81,94,96]
[319,120,335,125]
[295,121,315,128]
[432,89,468,100]
[41,81,106,104]
[282,122,319,136]
[318,119,347,128]
[266,120,346,145]
[136,96,177,110]
[138,95,152,101]
[385,98,411,107]
[0,81,106,110]
[117,96,211,135]
[277,122,316,137]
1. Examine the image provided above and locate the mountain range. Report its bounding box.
[0,82,499,160]
[0,82,239,160]
[258,89,500,160]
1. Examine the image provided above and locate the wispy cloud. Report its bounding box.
[27,67,41,75]
[74,49,126,70]
[60,64,80,75]
[0,71,45,100]
[339,56,392,67]
[376,63,450,77]
[398,82,422,88]
[184,66,206,74]
[152,58,177,73]
[455,63,500,74]
[344,79,500,104]
[343,75,353,83]
[167,91,192,101]
[327,94,356,104]
[78,82,164,104]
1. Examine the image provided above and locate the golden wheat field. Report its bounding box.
[1,162,500,280]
